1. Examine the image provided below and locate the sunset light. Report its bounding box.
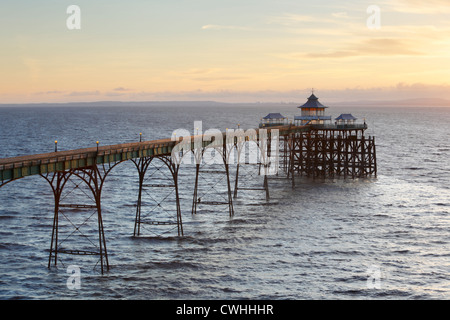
[1,0,450,104]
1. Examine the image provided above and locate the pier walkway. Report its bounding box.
[0,124,304,185]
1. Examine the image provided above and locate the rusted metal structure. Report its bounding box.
[0,111,376,273]
[41,163,119,274]
[289,124,377,180]
[131,155,183,238]
[0,139,179,273]
[190,144,235,218]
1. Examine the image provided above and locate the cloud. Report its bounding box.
[35,90,66,95]
[178,68,247,82]
[192,76,249,82]
[66,91,101,97]
[267,13,322,26]
[113,87,131,92]
[265,12,363,39]
[388,0,450,13]
[294,38,423,59]
[201,24,252,31]
[331,12,349,19]
[123,83,450,104]
[182,68,222,75]
[10,83,450,104]
[267,12,359,28]
[129,89,293,102]
[396,0,450,7]
[105,92,126,97]
[320,83,450,103]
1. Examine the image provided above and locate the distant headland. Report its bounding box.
[1,98,450,108]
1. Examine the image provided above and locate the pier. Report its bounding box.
[0,96,377,273]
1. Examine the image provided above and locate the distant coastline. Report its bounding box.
[1,98,450,108]
[330,97,450,107]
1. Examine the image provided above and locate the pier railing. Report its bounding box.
[311,123,368,130]
[0,124,309,185]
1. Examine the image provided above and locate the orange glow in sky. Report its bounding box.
[1,0,450,104]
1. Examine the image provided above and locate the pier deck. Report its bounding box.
[0,124,308,184]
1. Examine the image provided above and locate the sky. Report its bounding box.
[1,0,450,104]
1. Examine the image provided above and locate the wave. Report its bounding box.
[136,260,203,271]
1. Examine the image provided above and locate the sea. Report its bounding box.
[0,103,449,300]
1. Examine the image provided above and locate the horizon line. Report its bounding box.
[1,97,450,107]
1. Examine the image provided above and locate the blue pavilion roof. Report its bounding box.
[263,113,286,119]
[335,113,357,120]
[298,94,328,109]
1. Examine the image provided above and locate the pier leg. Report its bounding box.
[373,137,377,177]
[225,162,234,217]
[132,156,183,237]
[264,166,270,201]
[41,171,72,268]
[41,162,119,274]
[192,163,200,215]
[233,162,240,198]
[233,139,271,201]
[191,146,234,218]
[131,157,152,236]
[93,166,109,274]
[72,165,115,274]
[174,170,183,236]
[289,134,296,188]
[159,156,183,236]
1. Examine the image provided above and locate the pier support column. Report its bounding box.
[233,162,270,201]
[131,157,151,237]
[41,162,119,274]
[232,137,271,201]
[290,129,377,179]
[191,145,234,217]
[288,133,296,188]
[41,171,72,270]
[233,162,240,199]
[131,156,183,237]
[263,164,270,201]
[191,163,200,215]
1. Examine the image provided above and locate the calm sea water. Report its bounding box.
[0,104,449,300]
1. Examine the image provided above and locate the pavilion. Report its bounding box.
[259,113,287,128]
[294,93,332,125]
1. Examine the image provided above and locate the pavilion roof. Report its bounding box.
[298,94,328,109]
[263,113,286,119]
[335,113,357,121]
